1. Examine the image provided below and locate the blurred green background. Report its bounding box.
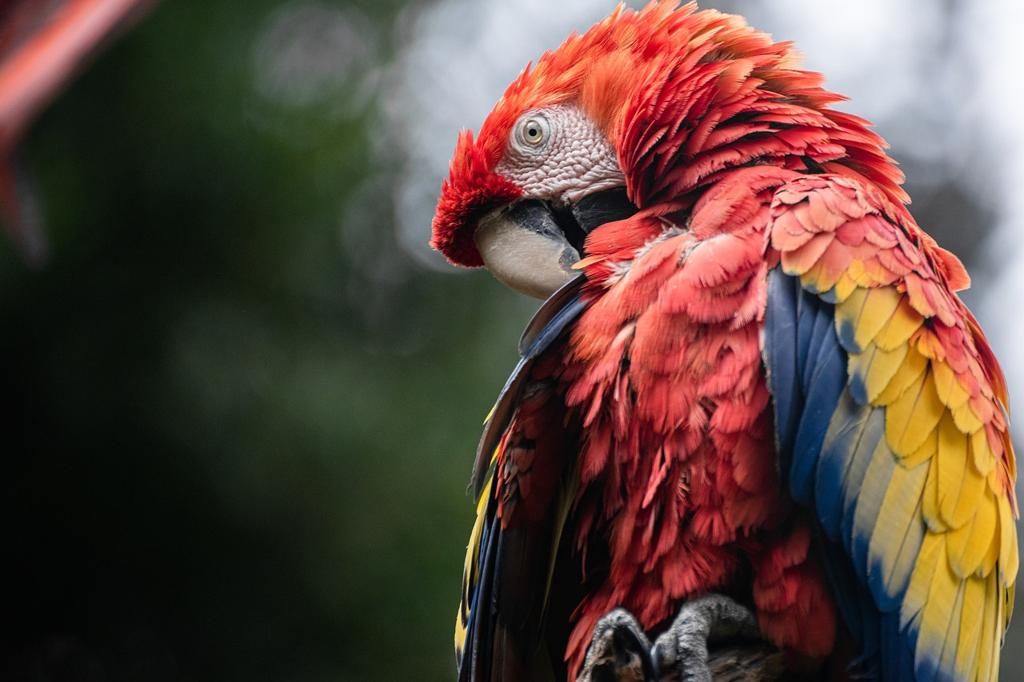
[2,1,1019,680]
[2,1,535,679]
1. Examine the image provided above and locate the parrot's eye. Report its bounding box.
[515,114,550,149]
[523,119,545,144]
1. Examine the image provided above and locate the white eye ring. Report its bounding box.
[515,114,550,149]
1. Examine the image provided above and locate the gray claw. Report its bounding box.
[577,608,657,682]
[652,594,760,682]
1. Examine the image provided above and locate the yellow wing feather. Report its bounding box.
[772,174,1017,682]
[856,289,1015,681]
[455,470,494,656]
[853,342,908,404]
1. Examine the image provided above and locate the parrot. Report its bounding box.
[430,3,1018,682]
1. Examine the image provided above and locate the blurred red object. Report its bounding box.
[0,0,154,263]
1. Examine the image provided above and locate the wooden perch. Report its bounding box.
[703,643,784,682]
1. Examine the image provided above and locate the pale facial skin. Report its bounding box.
[473,104,626,299]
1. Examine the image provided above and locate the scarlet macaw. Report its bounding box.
[431,4,1018,681]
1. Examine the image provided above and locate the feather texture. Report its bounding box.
[766,174,1017,682]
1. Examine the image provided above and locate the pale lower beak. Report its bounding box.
[473,189,638,300]
[474,201,580,299]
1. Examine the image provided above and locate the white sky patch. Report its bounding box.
[959,0,1024,414]
[736,2,944,120]
[736,0,989,192]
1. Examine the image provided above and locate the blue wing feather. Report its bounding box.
[815,392,873,540]
[458,282,588,682]
[764,268,918,681]
[472,279,586,495]
[764,272,800,461]
[461,506,500,681]
[766,271,847,506]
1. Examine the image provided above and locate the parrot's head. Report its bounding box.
[430,2,904,299]
[429,5,643,299]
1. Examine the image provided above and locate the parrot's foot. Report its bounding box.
[577,608,657,682]
[652,594,761,682]
[577,596,780,682]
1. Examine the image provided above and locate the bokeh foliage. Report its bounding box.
[2,1,534,679]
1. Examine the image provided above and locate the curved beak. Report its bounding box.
[473,189,637,299]
[474,201,578,299]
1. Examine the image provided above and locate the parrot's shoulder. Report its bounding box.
[769,172,971,296]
